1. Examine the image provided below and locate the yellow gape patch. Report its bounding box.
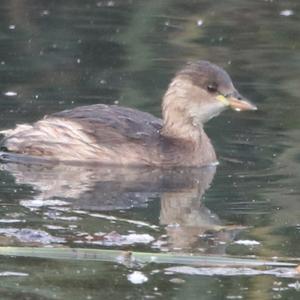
[216,94,230,106]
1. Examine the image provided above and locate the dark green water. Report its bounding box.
[0,0,300,299]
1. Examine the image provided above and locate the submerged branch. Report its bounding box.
[0,246,298,269]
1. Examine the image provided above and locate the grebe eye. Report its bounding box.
[207,84,217,93]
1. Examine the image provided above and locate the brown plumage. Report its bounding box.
[0,61,257,167]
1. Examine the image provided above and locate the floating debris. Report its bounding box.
[20,199,69,208]
[0,228,65,245]
[0,271,28,277]
[164,266,300,278]
[76,231,155,246]
[169,277,185,284]
[0,247,297,271]
[288,281,300,291]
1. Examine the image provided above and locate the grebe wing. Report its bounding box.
[0,104,162,164]
[50,104,162,141]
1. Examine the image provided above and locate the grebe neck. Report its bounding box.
[160,76,203,144]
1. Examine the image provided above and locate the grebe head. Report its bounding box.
[162,61,257,137]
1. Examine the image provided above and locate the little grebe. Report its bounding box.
[0,61,256,167]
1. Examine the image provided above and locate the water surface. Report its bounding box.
[0,0,300,299]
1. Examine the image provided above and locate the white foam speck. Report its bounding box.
[234,240,260,246]
[280,10,294,17]
[197,19,204,27]
[107,1,115,7]
[127,271,148,284]
[125,233,154,244]
[44,225,65,230]
[0,219,25,223]
[0,271,28,277]
[41,10,50,16]
[4,91,17,96]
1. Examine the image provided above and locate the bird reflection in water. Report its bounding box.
[0,160,243,253]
